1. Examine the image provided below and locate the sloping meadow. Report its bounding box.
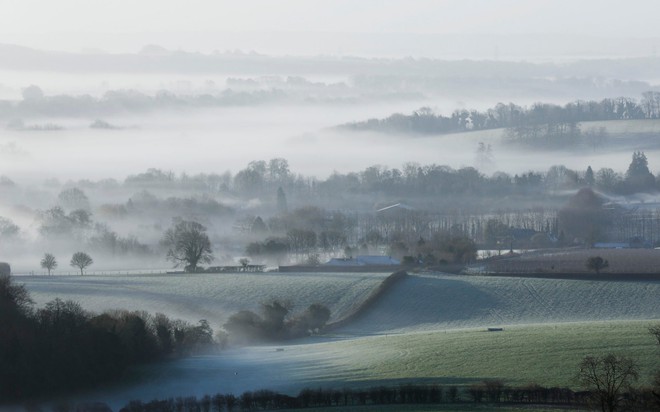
[14,271,660,409]
[17,271,660,335]
[16,271,390,331]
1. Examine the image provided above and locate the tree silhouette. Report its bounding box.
[558,188,608,245]
[625,151,655,192]
[586,256,609,274]
[40,253,57,276]
[578,354,638,412]
[162,219,213,272]
[70,252,93,275]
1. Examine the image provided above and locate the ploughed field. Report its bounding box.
[14,271,660,408]
[474,248,660,276]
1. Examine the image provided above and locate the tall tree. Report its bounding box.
[162,219,213,272]
[625,151,655,192]
[40,253,58,276]
[578,354,639,412]
[585,166,595,187]
[558,188,608,245]
[586,256,609,275]
[70,252,93,275]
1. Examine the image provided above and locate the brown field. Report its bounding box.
[476,248,660,278]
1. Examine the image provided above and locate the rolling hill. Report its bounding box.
[14,271,660,409]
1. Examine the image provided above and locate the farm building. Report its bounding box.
[324,255,400,266]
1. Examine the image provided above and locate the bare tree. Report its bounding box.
[586,256,609,274]
[40,253,57,276]
[578,354,639,412]
[70,252,93,275]
[649,325,660,345]
[162,219,213,272]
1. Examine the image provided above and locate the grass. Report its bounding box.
[14,270,660,404]
[17,271,660,336]
[15,271,389,330]
[99,320,655,408]
[300,320,660,388]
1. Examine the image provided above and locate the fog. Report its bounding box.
[1,102,657,183]
[4,1,660,409]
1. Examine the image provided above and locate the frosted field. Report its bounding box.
[17,271,660,334]
[340,272,660,333]
[14,271,660,409]
[16,272,390,330]
[82,320,660,409]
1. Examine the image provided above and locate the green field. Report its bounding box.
[98,319,660,408]
[16,272,660,408]
[299,320,660,389]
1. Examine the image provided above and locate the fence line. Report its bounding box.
[14,269,173,276]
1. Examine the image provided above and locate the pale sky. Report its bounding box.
[0,0,658,55]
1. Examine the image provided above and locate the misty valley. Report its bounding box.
[2,18,660,412]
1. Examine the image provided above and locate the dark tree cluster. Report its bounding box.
[1,87,292,119]
[394,232,477,264]
[223,300,330,344]
[118,379,660,412]
[0,275,218,403]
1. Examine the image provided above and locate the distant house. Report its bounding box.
[593,242,630,249]
[324,255,400,266]
[594,237,652,249]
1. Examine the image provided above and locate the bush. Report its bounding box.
[223,300,331,344]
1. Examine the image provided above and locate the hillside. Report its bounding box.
[474,248,660,276]
[338,272,660,334]
[17,272,389,330]
[84,320,660,409]
[17,271,660,409]
[18,271,660,335]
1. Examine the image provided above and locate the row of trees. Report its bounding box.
[120,153,660,202]
[3,153,659,273]
[112,326,660,412]
[28,152,652,210]
[3,152,653,257]
[117,359,659,412]
[40,252,93,275]
[343,93,660,137]
[0,275,218,402]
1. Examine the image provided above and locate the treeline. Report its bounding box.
[2,153,659,267]
[117,381,658,412]
[0,275,218,402]
[4,153,656,211]
[224,300,331,344]
[108,154,660,201]
[1,86,290,119]
[342,92,660,140]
